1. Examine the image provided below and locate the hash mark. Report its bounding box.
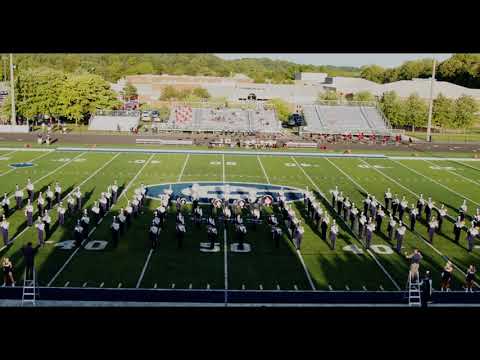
[82,282,87,287]
[328,284,333,291]
[294,284,298,291]
[64,281,70,287]
[117,283,122,288]
[100,282,104,288]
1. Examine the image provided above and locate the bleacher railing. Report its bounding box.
[95,110,141,117]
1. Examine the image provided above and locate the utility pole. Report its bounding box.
[426,58,436,142]
[9,54,16,125]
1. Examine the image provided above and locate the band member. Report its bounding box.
[454,216,464,243]
[207,225,218,250]
[193,206,203,228]
[314,205,323,229]
[440,261,454,292]
[398,196,408,222]
[136,192,144,215]
[466,224,478,252]
[409,203,418,231]
[105,188,112,210]
[321,214,329,241]
[417,194,425,220]
[359,211,367,238]
[223,205,232,226]
[384,188,392,210]
[54,182,62,204]
[251,206,260,230]
[74,187,82,211]
[37,192,45,216]
[330,220,338,250]
[387,215,396,242]
[236,213,243,226]
[370,196,378,219]
[437,204,447,232]
[150,221,159,250]
[375,205,385,233]
[472,208,480,228]
[125,201,133,227]
[26,178,34,202]
[0,215,9,246]
[272,226,282,249]
[14,185,23,209]
[424,197,434,223]
[1,193,10,217]
[365,218,375,249]
[176,221,186,249]
[465,265,476,292]
[293,225,304,250]
[395,221,406,253]
[111,180,119,204]
[158,205,167,228]
[330,186,339,208]
[57,202,66,226]
[42,210,51,238]
[35,217,45,246]
[426,216,438,243]
[336,191,344,214]
[363,195,371,216]
[350,203,358,230]
[99,193,108,218]
[343,197,351,222]
[45,186,54,210]
[177,211,185,225]
[391,194,400,218]
[81,209,90,238]
[25,200,34,226]
[67,195,75,214]
[111,216,120,247]
[459,199,468,221]
[91,201,100,224]
[132,196,139,218]
[118,208,127,235]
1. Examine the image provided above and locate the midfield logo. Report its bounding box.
[9,162,35,168]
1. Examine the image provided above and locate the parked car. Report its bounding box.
[141,111,152,121]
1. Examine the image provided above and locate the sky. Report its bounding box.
[216,53,452,68]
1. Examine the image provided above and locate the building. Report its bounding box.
[110,73,480,106]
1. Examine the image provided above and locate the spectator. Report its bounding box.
[2,257,14,287]
[420,270,432,307]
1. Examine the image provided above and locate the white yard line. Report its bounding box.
[392,159,479,207]
[0,153,121,251]
[452,160,480,173]
[257,155,270,184]
[177,154,190,182]
[223,228,228,304]
[136,249,153,288]
[291,156,401,291]
[7,152,86,201]
[48,154,154,287]
[222,154,225,183]
[361,158,480,286]
[296,250,316,290]
[422,159,480,187]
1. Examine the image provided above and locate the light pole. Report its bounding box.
[9,54,16,125]
[426,58,436,142]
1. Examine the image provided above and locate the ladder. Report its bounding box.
[407,271,421,307]
[22,268,39,306]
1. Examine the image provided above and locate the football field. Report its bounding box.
[1,147,480,293]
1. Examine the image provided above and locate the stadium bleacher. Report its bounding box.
[88,110,141,131]
[166,106,281,133]
[302,103,391,135]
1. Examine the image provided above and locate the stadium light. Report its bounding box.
[9,54,15,125]
[426,58,436,142]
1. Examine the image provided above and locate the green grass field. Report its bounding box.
[1,148,480,292]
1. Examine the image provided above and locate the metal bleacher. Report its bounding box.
[302,102,392,135]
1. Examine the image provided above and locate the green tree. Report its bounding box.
[453,95,479,129]
[353,91,375,102]
[379,91,405,127]
[360,65,385,83]
[192,87,211,99]
[121,82,138,101]
[432,93,455,127]
[160,85,179,101]
[404,93,428,130]
[318,90,340,101]
[267,98,291,123]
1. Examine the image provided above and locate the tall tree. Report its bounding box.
[404,93,428,130]
[453,95,479,129]
[432,93,455,127]
[121,82,138,101]
[379,91,405,127]
[268,98,291,123]
[360,65,385,83]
